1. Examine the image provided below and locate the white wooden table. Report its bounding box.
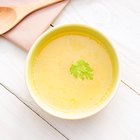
[0,0,140,140]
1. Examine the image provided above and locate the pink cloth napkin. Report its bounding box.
[0,0,70,51]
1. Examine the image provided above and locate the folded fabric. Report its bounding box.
[1,0,70,51]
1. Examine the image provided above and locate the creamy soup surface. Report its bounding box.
[31,33,114,114]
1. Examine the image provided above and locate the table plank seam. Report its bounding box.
[121,80,140,96]
[0,82,70,140]
[50,24,54,27]
[0,80,139,140]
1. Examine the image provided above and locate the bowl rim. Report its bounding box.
[25,24,121,120]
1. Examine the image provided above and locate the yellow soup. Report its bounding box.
[30,32,116,115]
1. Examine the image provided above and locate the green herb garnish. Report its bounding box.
[70,60,93,80]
